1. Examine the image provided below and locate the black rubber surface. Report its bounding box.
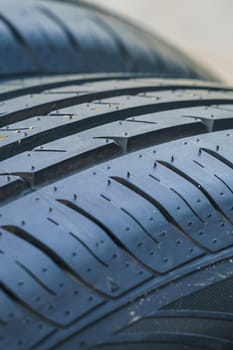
[0,0,216,80]
[0,75,233,350]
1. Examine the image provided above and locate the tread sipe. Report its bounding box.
[0,75,233,350]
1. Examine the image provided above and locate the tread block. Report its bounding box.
[1,87,233,129]
[154,142,233,224]
[0,227,104,325]
[41,172,204,273]
[0,105,207,162]
[101,159,233,252]
[0,290,54,350]
[0,173,27,200]
[0,196,151,297]
[0,92,78,126]
[0,136,120,187]
[0,76,231,102]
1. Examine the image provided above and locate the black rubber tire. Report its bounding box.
[0,74,233,350]
[0,0,216,81]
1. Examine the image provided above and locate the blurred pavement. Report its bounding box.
[86,0,233,84]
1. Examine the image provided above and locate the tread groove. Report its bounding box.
[15,260,57,296]
[168,187,205,223]
[92,16,135,72]
[57,199,151,270]
[0,14,42,71]
[28,330,58,350]
[68,231,108,268]
[120,207,159,245]
[37,6,81,51]
[0,282,60,328]
[110,176,207,251]
[2,225,103,297]
[158,161,233,225]
[0,120,205,185]
[1,78,232,103]
[201,147,233,172]
[214,174,233,194]
[2,88,233,128]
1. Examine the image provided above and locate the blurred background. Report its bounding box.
[86,0,233,84]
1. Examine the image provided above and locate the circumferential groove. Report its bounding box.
[0,73,157,101]
[0,110,205,166]
[158,160,233,225]
[2,76,233,103]
[2,88,233,129]
[0,75,144,102]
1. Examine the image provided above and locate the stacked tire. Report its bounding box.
[0,1,232,350]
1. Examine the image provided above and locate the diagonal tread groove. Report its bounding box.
[57,199,150,270]
[2,225,104,298]
[169,187,205,223]
[0,282,60,328]
[201,147,233,171]
[158,160,233,225]
[15,260,57,296]
[37,5,81,50]
[214,174,233,194]
[0,14,42,71]
[68,231,108,268]
[110,176,207,251]
[120,207,159,245]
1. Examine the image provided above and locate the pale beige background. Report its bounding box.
[86,0,233,84]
